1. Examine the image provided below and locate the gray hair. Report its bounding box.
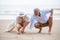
[34,8,40,12]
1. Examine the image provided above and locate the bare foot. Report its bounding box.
[7,31,11,32]
[38,31,41,33]
[17,31,20,34]
[48,32,51,35]
[21,30,24,34]
[6,30,12,32]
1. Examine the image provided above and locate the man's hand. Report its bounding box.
[50,9,53,17]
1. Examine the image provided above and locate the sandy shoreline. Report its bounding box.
[0,20,60,40]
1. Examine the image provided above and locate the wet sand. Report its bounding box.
[0,20,60,40]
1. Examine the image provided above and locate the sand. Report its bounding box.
[0,20,60,40]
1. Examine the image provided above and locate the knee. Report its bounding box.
[23,21,29,25]
[34,23,40,28]
[49,16,52,20]
[16,24,21,28]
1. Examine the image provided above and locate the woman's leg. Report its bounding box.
[6,22,15,32]
[21,21,29,33]
[16,24,22,34]
[7,26,15,32]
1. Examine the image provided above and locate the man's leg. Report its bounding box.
[34,22,42,33]
[38,27,42,33]
[34,22,40,28]
[48,9,53,34]
[48,17,52,34]
[21,21,29,33]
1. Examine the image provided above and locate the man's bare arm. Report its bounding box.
[50,9,53,17]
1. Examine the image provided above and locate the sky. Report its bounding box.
[0,0,60,11]
[0,0,60,19]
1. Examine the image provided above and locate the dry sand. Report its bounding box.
[0,20,60,40]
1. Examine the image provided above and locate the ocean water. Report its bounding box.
[0,9,60,20]
[0,0,60,20]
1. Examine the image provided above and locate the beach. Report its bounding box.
[0,20,60,40]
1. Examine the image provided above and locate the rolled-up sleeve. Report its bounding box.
[29,15,35,29]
